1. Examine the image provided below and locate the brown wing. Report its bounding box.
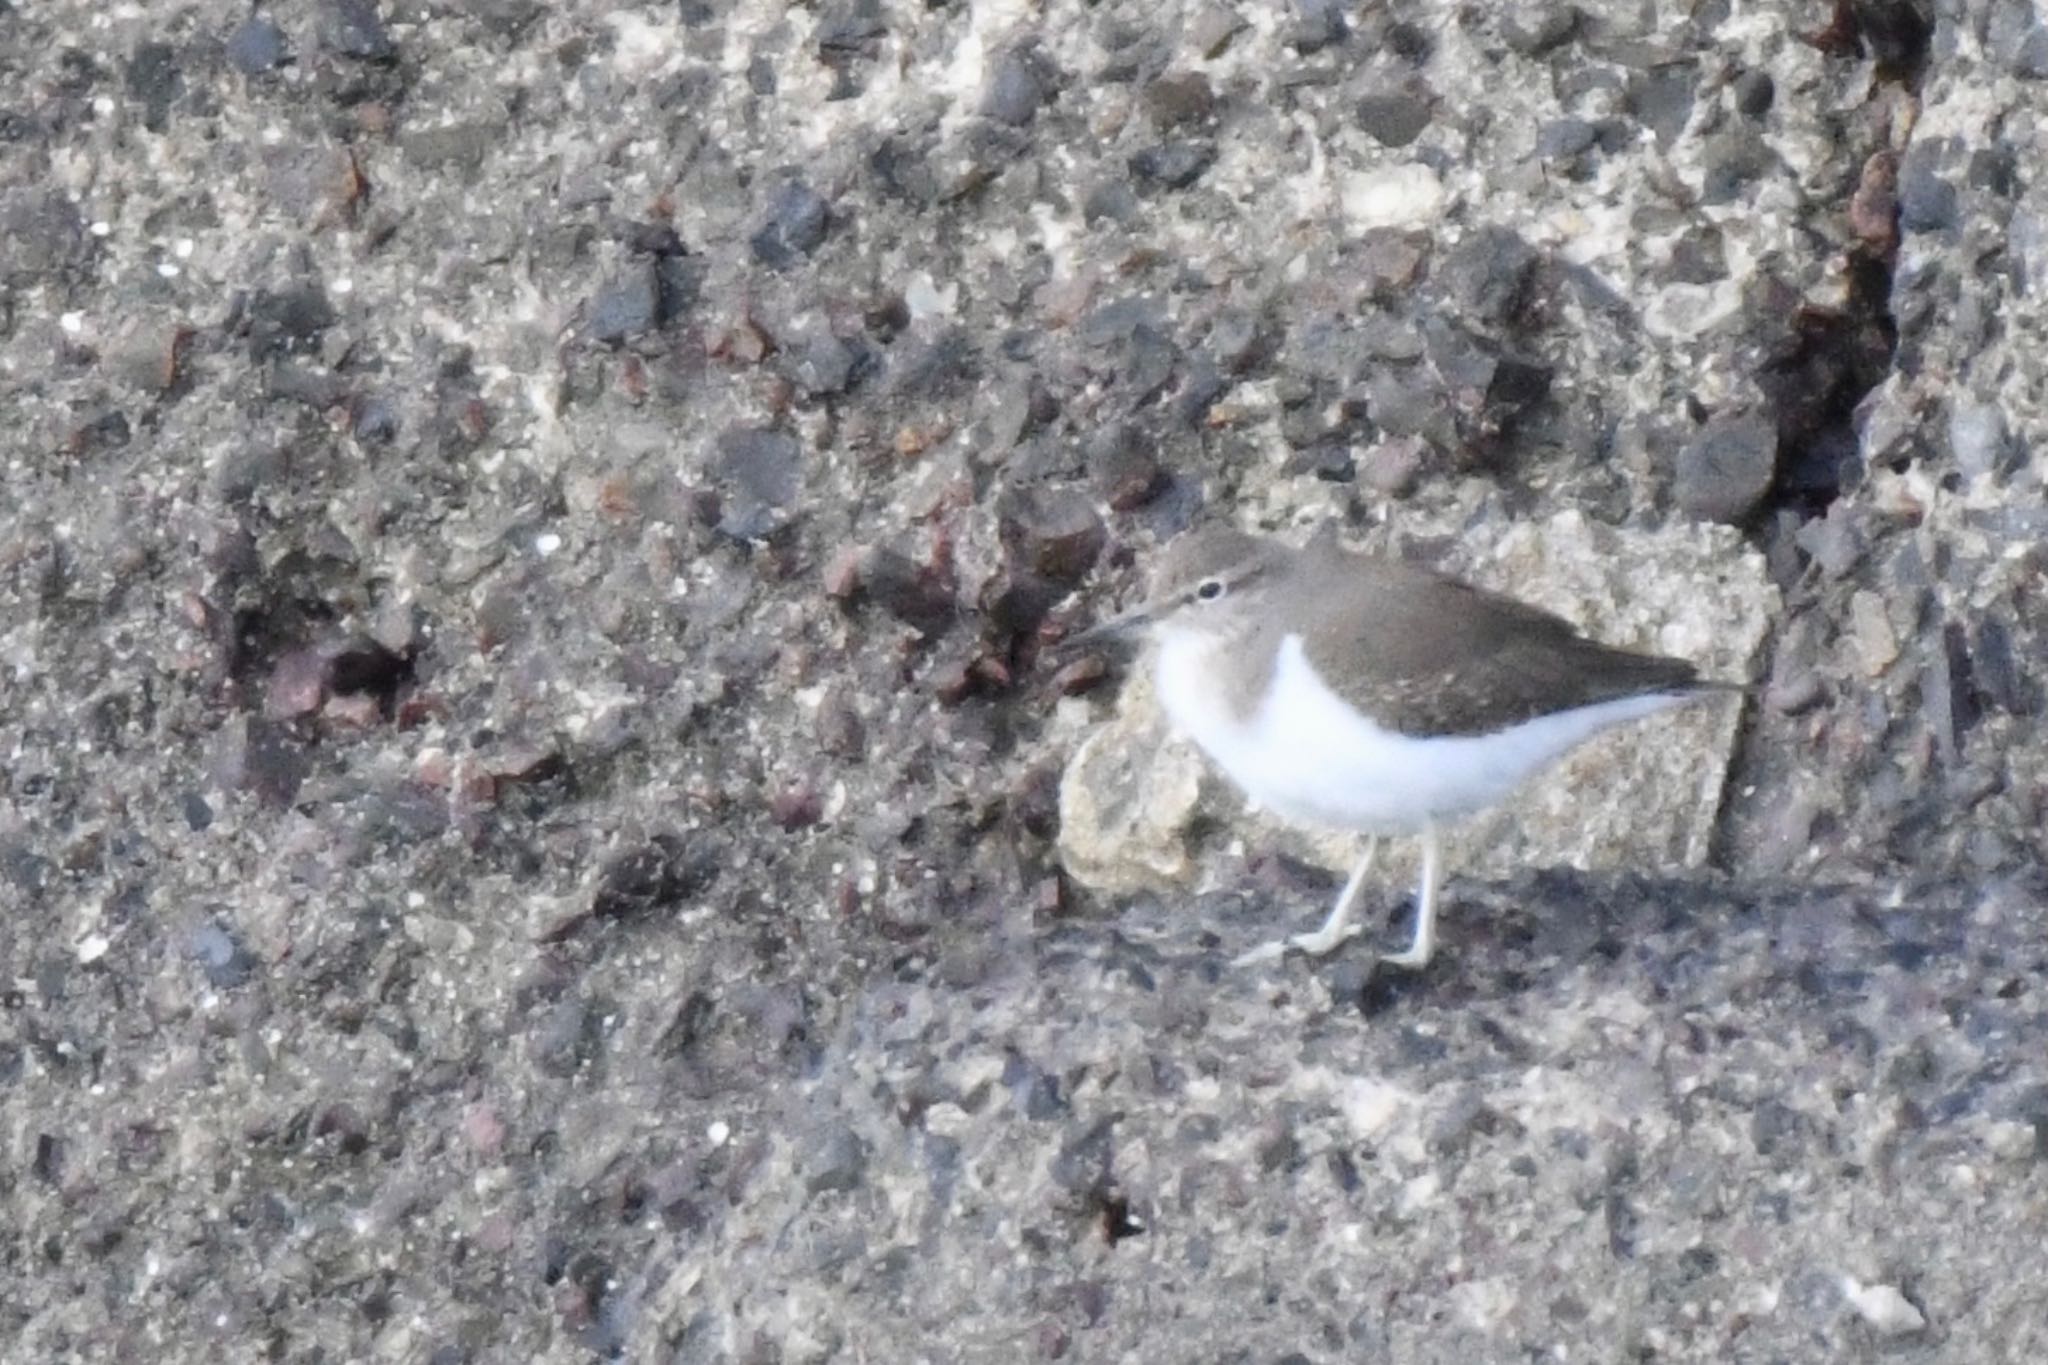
[1290,555,1705,737]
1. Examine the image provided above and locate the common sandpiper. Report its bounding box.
[1071,523,1735,969]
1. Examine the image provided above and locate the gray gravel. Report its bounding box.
[4,1,2045,1361]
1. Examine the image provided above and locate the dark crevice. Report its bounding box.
[1752,2,1928,528]
[1092,1184,1144,1245]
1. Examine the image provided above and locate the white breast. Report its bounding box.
[1153,630,1690,836]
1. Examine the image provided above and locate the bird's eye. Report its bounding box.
[1195,578,1225,602]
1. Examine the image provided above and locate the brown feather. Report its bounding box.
[1153,527,1713,738]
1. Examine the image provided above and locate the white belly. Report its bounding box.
[1153,630,1689,835]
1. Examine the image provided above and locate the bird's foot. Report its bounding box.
[1376,941,1434,970]
[1230,920,1364,968]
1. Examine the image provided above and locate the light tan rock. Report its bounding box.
[1058,510,1779,902]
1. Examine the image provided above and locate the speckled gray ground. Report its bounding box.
[5,1,2046,1361]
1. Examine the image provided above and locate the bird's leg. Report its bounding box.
[1232,838,1378,967]
[1379,821,1442,969]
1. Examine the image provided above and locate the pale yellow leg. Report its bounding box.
[1232,837,1378,968]
[1378,822,1442,969]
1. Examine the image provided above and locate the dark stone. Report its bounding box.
[1624,62,1697,150]
[1144,73,1214,131]
[591,836,714,922]
[1080,293,1168,347]
[817,693,866,758]
[713,428,802,538]
[855,546,956,634]
[1290,0,1347,52]
[1208,308,1273,372]
[126,42,183,132]
[656,254,703,322]
[1896,141,1958,233]
[67,410,131,454]
[1698,131,1776,205]
[1174,360,1228,428]
[266,362,349,410]
[985,375,1058,450]
[1732,69,1774,117]
[1129,140,1216,190]
[1968,145,2017,195]
[1537,118,1599,162]
[779,326,857,397]
[181,791,214,831]
[1086,424,1164,510]
[1355,91,1430,147]
[1749,1099,1808,1158]
[1382,19,1433,60]
[749,181,830,267]
[979,565,1061,641]
[996,486,1105,584]
[320,0,396,62]
[747,54,775,95]
[1083,179,1140,224]
[213,717,308,806]
[1502,6,1578,55]
[1438,226,1540,330]
[1667,225,1728,283]
[245,286,338,361]
[531,996,601,1077]
[981,49,1046,126]
[1971,617,2032,715]
[225,17,289,75]
[815,2,886,53]
[189,919,256,989]
[1310,445,1355,481]
[586,259,662,343]
[804,1125,869,1195]
[1860,0,1932,79]
[1675,413,1777,523]
[351,395,400,444]
[0,190,90,284]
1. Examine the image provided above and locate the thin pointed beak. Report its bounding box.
[1056,598,1158,652]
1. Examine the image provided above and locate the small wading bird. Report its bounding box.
[1068,524,1736,970]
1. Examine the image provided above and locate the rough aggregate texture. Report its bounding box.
[3,0,2046,1362]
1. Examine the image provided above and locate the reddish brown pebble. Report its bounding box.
[822,544,865,600]
[264,648,329,720]
[970,653,1013,689]
[161,324,194,392]
[712,316,771,365]
[456,398,491,442]
[596,474,638,522]
[770,784,823,830]
[1049,654,1108,695]
[453,764,497,806]
[462,1103,506,1157]
[395,694,443,729]
[1848,150,1899,251]
[551,1281,593,1331]
[619,354,649,404]
[931,657,977,705]
[321,691,382,728]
